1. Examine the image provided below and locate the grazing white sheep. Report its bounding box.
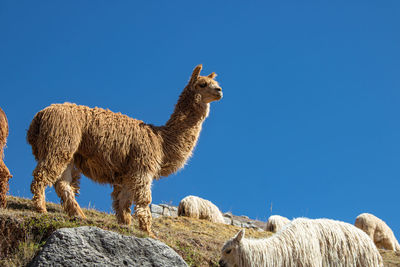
[265,215,290,233]
[177,195,225,224]
[219,218,383,267]
[355,213,400,251]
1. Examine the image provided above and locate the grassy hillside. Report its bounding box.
[1,196,399,267]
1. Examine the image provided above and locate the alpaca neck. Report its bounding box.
[158,87,209,177]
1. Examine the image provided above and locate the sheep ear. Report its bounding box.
[234,229,245,243]
[189,64,202,85]
[208,72,217,79]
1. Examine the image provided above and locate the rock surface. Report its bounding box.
[150,203,266,231]
[28,226,188,267]
[151,204,178,218]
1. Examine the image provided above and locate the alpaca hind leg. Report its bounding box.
[31,158,72,213]
[54,163,86,218]
[70,165,81,195]
[31,177,47,213]
[112,185,134,225]
[0,160,12,208]
[133,178,153,236]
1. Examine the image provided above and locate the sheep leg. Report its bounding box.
[111,184,134,225]
[0,160,12,208]
[54,163,86,218]
[133,178,154,237]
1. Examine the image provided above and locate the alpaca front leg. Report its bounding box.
[133,180,153,237]
[112,185,134,225]
[135,204,153,237]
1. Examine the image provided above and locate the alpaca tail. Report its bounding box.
[27,111,43,160]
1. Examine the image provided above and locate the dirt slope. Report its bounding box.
[0,196,399,266]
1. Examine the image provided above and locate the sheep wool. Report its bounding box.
[220,218,383,267]
[26,65,223,236]
[355,213,400,251]
[265,215,290,233]
[178,195,225,224]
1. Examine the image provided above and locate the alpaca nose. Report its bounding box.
[215,87,222,92]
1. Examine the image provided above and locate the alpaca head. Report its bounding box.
[189,64,223,104]
[219,229,245,267]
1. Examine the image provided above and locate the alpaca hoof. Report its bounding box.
[67,208,87,219]
[34,206,47,213]
[147,231,156,239]
[69,213,87,220]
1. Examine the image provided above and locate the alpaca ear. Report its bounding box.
[208,72,217,79]
[189,64,202,85]
[234,229,245,243]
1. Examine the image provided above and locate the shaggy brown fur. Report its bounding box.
[27,65,222,236]
[0,108,12,208]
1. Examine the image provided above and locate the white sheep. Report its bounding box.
[177,195,225,224]
[219,218,383,267]
[265,215,290,233]
[355,213,400,251]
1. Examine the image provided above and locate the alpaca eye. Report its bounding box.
[225,249,232,254]
[199,83,207,88]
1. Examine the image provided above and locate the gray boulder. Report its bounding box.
[28,226,188,267]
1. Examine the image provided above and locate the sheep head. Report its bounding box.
[189,64,223,104]
[219,229,245,267]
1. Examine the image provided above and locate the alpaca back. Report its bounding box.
[237,218,383,267]
[178,195,225,224]
[265,215,290,233]
[27,103,163,183]
[355,213,400,251]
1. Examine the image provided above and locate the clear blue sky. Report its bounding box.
[1,1,399,235]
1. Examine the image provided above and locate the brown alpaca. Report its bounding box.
[27,65,222,236]
[0,108,12,208]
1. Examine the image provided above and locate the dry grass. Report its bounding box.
[0,196,399,267]
[153,216,270,266]
[380,249,400,267]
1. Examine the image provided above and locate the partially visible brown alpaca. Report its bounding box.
[27,65,222,236]
[0,108,12,208]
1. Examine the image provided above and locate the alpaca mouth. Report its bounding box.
[215,91,223,100]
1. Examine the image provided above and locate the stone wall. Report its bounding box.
[150,204,266,231]
[150,204,178,218]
